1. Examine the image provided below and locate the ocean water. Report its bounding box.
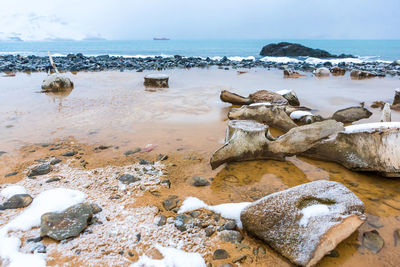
[0,39,399,61]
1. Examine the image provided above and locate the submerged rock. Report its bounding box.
[144,74,169,88]
[219,230,243,243]
[362,230,384,254]
[303,122,400,177]
[40,203,94,241]
[189,176,210,186]
[283,70,306,78]
[331,106,372,123]
[213,249,229,260]
[241,180,365,267]
[41,74,74,92]
[0,194,33,210]
[210,119,343,169]
[314,67,330,77]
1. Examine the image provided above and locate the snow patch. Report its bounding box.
[178,197,251,228]
[343,122,400,134]
[276,89,291,95]
[299,204,330,227]
[290,110,313,120]
[131,245,206,267]
[1,185,27,199]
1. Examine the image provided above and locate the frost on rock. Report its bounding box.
[240,180,365,267]
[1,185,27,199]
[304,122,400,177]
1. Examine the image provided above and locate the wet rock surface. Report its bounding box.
[362,230,384,254]
[0,194,33,210]
[331,106,372,123]
[41,74,74,92]
[40,203,95,241]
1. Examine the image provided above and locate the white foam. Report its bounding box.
[305,57,364,64]
[1,185,27,199]
[260,56,300,63]
[299,204,330,227]
[131,245,206,267]
[228,56,255,61]
[249,102,272,107]
[178,197,251,228]
[343,122,400,134]
[276,89,291,95]
[0,188,86,267]
[290,110,313,120]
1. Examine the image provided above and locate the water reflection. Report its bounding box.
[44,87,73,111]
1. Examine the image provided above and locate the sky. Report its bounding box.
[0,0,399,41]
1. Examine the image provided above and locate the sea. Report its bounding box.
[0,39,399,62]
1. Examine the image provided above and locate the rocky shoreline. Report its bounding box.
[1,54,400,77]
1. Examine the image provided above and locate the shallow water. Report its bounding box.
[1,68,400,266]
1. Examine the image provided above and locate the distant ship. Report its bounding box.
[153,37,170,41]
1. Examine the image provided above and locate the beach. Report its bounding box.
[1,67,400,266]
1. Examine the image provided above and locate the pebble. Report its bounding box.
[190,176,210,187]
[219,230,243,243]
[49,158,62,165]
[124,148,141,156]
[362,230,384,254]
[139,159,153,165]
[5,172,18,177]
[154,214,167,226]
[213,249,229,260]
[162,195,179,211]
[205,226,215,237]
[117,174,140,185]
[28,163,52,177]
[224,220,237,230]
[367,215,384,228]
[0,194,33,210]
[46,177,61,183]
[62,151,77,157]
[157,154,169,161]
[327,250,339,257]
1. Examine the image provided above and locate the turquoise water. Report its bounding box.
[0,40,399,61]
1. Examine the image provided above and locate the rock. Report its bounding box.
[62,151,77,157]
[350,70,377,79]
[32,244,46,254]
[0,151,6,157]
[331,66,346,76]
[0,194,33,210]
[232,255,247,263]
[241,180,365,267]
[144,74,169,88]
[220,89,288,106]
[394,229,400,246]
[41,74,74,92]
[5,172,18,177]
[210,119,343,169]
[46,177,61,183]
[362,230,384,254]
[371,101,385,109]
[124,148,141,156]
[118,174,140,185]
[224,220,237,230]
[49,158,62,165]
[393,60,400,66]
[220,90,253,105]
[157,154,168,161]
[314,67,330,77]
[219,230,243,243]
[393,89,400,105]
[28,163,52,177]
[190,176,210,186]
[139,159,152,165]
[331,106,372,123]
[228,104,298,132]
[276,89,300,106]
[283,70,305,78]
[174,214,191,232]
[40,203,94,241]
[259,42,353,58]
[326,250,339,257]
[380,103,391,122]
[366,215,384,228]
[213,249,229,260]
[154,214,167,226]
[303,122,400,177]
[205,226,215,237]
[163,195,179,211]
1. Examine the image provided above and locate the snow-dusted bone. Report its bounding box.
[210,119,343,169]
[228,104,298,132]
[303,122,400,177]
[240,180,365,267]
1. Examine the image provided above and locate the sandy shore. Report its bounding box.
[1,68,400,266]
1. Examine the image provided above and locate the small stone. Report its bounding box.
[220,230,243,243]
[232,254,247,263]
[190,211,200,218]
[362,230,384,254]
[154,214,167,226]
[28,163,52,177]
[162,195,179,211]
[118,174,140,185]
[139,159,153,165]
[161,179,171,188]
[95,145,111,150]
[62,151,77,157]
[0,194,33,210]
[157,154,168,161]
[46,177,61,183]
[124,148,141,156]
[128,252,135,257]
[49,158,62,165]
[213,249,229,260]
[32,244,46,254]
[190,176,210,187]
[224,220,237,230]
[327,250,339,258]
[205,226,215,237]
[0,151,6,157]
[27,236,43,243]
[5,172,18,177]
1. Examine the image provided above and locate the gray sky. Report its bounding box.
[0,0,399,40]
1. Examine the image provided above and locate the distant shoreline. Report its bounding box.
[0,54,399,76]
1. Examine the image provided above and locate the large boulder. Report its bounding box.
[350,70,377,79]
[241,180,365,267]
[144,74,169,88]
[303,122,400,177]
[331,106,372,123]
[41,74,74,92]
[314,67,330,77]
[259,42,354,58]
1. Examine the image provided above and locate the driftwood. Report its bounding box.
[220,90,252,105]
[210,120,343,169]
[220,90,289,106]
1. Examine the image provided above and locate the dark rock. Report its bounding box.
[213,249,229,260]
[219,230,243,243]
[118,174,140,185]
[260,42,353,58]
[174,214,191,232]
[27,236,43,243]
[5,172,18,177]
[124,148,141,156]
[327,250,339,258]
[331,106,372,123]
[28,163,52,177]
[362,230,384,254]
[139,159,153,165]
[0,194,33,210]
[350,70,377,79]
[163,195,179,211]
[189,176,210,187]
[46,177,61,183]
[32,244,46,253]
[0,151,6,157]
[49,158,62,165]
[161,179,171,188]
[154,214,167,226]
[224,220,237,230]
[157,154,168,161]
[40,203,94,241]
[205,226,215,237]
[90,204,102,214]
[95,145,111,150]
[62,151,77,157]
[394,229,400,247]
[190,211,201,218]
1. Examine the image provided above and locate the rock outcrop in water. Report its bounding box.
[259,42,354,58]
[331,106,372,123]
[210,120,343,169]
[41,74,74,92]
[241,180,365,267]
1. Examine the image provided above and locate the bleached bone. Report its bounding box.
[210,119,343,169]
[380,103,391,122]
[228,104,298,132]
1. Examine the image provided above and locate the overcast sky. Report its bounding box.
[0,0,399,40]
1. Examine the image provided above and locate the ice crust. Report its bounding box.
[290,110,313,120]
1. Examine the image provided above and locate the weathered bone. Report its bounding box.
[228,104,298,132]
[220,89,288,106]
[220,90,252,105]
[210,120,344,169]
[380,103,391,122]
[303,122,400,177]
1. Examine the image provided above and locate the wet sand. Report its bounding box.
[1,68,400,266]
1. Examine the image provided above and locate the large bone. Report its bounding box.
[220,90,253,105]
[228,104,298,132]
[210,120,344,169]
[303,122,400,177]
[220,90,288,106]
